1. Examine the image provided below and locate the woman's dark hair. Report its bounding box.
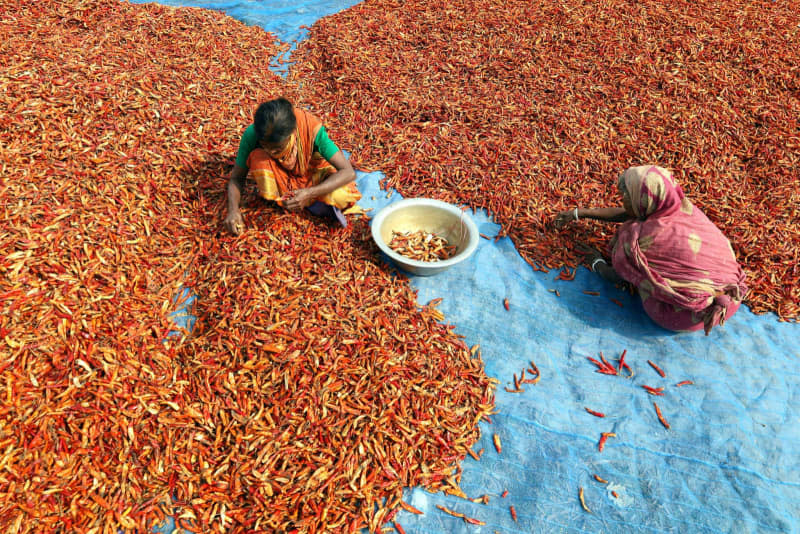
[253,98,296,145]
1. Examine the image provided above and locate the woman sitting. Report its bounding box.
[223,97,362,234]
[555,165,747,335]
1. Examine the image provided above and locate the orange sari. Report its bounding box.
[246,108,361,212]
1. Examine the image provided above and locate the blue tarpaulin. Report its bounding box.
[133,1,800,532]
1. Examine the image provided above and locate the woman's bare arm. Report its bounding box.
[283,151,356,210]
[554,207,632,228]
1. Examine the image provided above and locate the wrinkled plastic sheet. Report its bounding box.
[133,1,800,532]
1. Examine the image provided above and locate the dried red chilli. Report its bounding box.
[675,380,694,387]
[620,360,635,378]
[510,505,518,521]
[598,432,616,452]
[435,505,485,526]
[436,505,464,519]
[593,474,608,484]
[648,360,667,378]
[501,490,509,498]
[503,298,511,311]
[290,0,800,320]
[585,407,605,418]
[579,487,592,513]
[654,402,671,429]
[493,434,502,454]
[399,502,424,515]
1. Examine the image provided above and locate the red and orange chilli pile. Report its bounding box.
[291,0,800,320]
[0,1,494,532]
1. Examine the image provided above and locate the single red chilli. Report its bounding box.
[583,290,600,296]
[436,505,464,519]
[611,491,619,499]
[617,349,627,374]
[501,490,509,498]
[675,380,694,387]
[510,505,517,522]
[593,474,608,484]
[395,523,406,534]
[493,434,502,454]
[399,502,424,515]
[598,432,616,452]
[647,360,666,378]
[503,298,510,311]
[611,298,624,307]
[585,407,605,418]
[621,360,635,378]
[654,402,670,429]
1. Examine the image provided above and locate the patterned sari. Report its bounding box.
[610,166,747,334]
[246,108,361,225]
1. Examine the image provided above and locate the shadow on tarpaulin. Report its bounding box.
[126,1,800,532]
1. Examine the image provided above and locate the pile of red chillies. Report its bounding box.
[0,1,494,532]
[290,0,800,320]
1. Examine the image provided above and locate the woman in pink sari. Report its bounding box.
[554,165,748,334]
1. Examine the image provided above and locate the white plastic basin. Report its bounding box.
[371,198,479,276]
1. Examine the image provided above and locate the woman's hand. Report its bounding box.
[576,243,604,267]
[575,243,603,265]
[283,188,317,210]
[224,210,244,236]
[224,165,247,236]
[554,208,578,229]
[577,243,623,283]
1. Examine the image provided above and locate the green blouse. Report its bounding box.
[234,124,340,170]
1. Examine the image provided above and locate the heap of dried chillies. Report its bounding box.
[177,208,495,532]
[0,1,495,532]
[290,0,800,320]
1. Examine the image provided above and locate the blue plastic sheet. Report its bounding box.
[137,1,800,532]
[356,173,800,534]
